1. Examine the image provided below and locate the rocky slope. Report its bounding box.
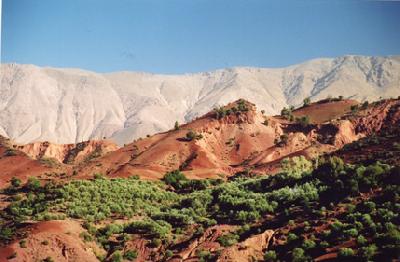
[74,98,400,181]
[15,139,118,164]
[1,55,399,145]
[1,98,399,188]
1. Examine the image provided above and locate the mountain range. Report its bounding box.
[1,55,399,145]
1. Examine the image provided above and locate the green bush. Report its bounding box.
[303,97,311,107]
[111,250,123,262]
[357,235,367,246]
[124,249,138,261]
[338,248,355,257]
[264,250,277,261]
[4,149,17,157]
[185,130,203,141]
[163,170,188,190]
[174,121,180,130]
[26,177,41,191]
[218,233,239,247]
[287,233,299,243]
[292,248,307,262]
[11,177,22,188]
[302,239,316,250]
[19,239,27,248]
[296,116,310,127]
[359,244,377,260]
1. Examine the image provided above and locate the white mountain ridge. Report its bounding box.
[0,55,399,145]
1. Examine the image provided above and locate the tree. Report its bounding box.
[292,248,307,262]
[338,248,355,257]
[11,177,21,188]
[264,250,277,261]
[174,121,180,131]
[218,233,239,247]
[163,170,188,190]
[26,177,41,191]
[296,116,310,128]
[351,105,359,114]
[111,251,123,262]
[275,134,289,147]
[360,244,377,260]
[185,130,203,141]
[124,249,138,261]
[302,239,316,250]
[303,97,311,107]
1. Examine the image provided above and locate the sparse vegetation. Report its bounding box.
[275,134,289,147]
[4,148,17,157]
[0,97,399,262]
[295,115,310,127]
[280,107,294,121]
[303,97,311,107]
[185,130,203,141]
[351,104,359,114]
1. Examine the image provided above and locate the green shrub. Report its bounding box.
[296,116,310,127]
[79,231,93,242]
[303,97,311,107]
[4,149,17,156]
[185,130,203,141]
[351,105,359,114]
[93,173,105,179]
[150,238,162,247]
[264,250,277,261]
[111,250,123,262]
[302,239,316,250]
[360,244,377,260]
[26,177,41,191]
[292,248,307,262]
[42,257,54,262]
[218,233,239,247]
[197,249,212,261]
[124,249,138,261]
[357,235,367,246]
[163,170,188,190]
[19,239,27,248]
[165,250,173,258]
[287,233,299,243]
[338,248,355,257]
[11,177,22,188]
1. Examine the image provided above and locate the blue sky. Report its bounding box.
[1,0,400,74]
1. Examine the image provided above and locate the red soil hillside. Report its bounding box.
[0,220,99,262]
[16,139,118,164]
[0,137,56,188]
[292,98,358,124]
[75,98,400,180]
[1,98,399,186]
[0,137,117,189]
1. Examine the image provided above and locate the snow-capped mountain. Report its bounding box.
[1,55,399,145]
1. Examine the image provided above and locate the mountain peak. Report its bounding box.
[1,55,399,145]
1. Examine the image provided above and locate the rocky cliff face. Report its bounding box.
[1,55,399,145]
[15,139,118,164]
